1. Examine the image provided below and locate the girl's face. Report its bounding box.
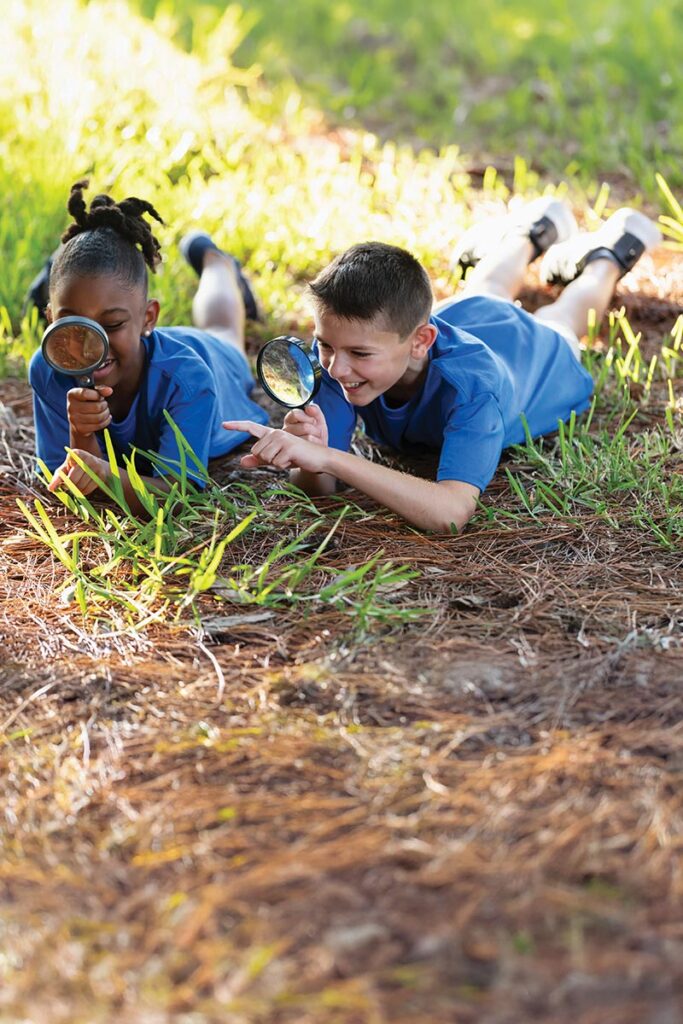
[47,273,159,391]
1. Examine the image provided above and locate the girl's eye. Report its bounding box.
[103,323,125,333]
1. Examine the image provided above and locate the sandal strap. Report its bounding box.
[528,215,559,260]
[577,232,646,279]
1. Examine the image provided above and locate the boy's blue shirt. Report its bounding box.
[30,326,268,482]
[315,296,595,492]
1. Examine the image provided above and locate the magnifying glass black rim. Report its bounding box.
[256,335,322,409]
[41,315,110,376]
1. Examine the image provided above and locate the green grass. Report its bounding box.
[2,1,682,327]
[18,418,424,632]
[134,0,683,190]
[0,0,489,328]
[471,309,683,542]
[1,0,682,630]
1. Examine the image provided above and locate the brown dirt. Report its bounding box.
[0,252,682,1023]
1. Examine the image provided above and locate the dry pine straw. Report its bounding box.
[0,264,682,1023]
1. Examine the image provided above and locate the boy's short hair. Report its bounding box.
[309,241,433,338]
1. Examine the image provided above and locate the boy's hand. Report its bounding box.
[48,449,110,495]
[66,386,113,437]
[223,420,329,473]
[282,404,328,447]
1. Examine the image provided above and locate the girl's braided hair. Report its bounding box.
[50,180,164,295]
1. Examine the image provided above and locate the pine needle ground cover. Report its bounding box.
[0,3,682,1021]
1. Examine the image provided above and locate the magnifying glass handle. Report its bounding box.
[77,373,96,388]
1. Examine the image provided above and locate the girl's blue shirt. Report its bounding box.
[30,326,268,482]
[314,296,595,492]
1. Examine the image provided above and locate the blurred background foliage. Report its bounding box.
[0,0,681,344]
[134,0,683,187]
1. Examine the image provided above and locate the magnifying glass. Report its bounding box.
[41,316,109,388]
[256,335,322,409]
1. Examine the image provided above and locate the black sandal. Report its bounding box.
[179,231,261,322]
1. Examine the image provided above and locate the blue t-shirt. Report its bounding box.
[29,326,269,483]
[315,296,594,492]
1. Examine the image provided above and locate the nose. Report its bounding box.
[326,351,349,380]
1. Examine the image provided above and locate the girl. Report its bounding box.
[30,180,268,513]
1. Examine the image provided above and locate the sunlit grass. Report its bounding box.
[1,0,681,633]
[133,0,683,190]
[476,314,683,546]
[0,0,485,332]
[17,417,424,632]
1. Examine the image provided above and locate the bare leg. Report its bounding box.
[534,258,621,341]
[434,234,535,316]
[452,235,535,305]
[191,249,246,354]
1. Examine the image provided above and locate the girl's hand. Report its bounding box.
[222,420,329,474]
[48,449,111,495]
[282,403,328,446]
[66,385,113,437]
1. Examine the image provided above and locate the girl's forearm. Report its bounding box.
[118,469,171,517]
[69,429,102,459]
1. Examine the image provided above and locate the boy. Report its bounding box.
[224,199,660,532]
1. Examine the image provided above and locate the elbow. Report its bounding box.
[417,504,473,534]
[436,511,472,534]
[424,494,478,533]
[427,481,479,533]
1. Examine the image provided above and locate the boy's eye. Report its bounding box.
[352,351,370,358]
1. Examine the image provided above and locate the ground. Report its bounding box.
[0,252,682,1022]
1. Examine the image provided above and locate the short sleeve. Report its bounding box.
[436,392,505,492]
[32,389,70,471]
[28,353,70,471]
[153,387,216,485]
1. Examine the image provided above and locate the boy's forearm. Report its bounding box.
[228,419,478,531]
[321,448,477,532]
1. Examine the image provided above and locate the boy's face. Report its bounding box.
[313,309,435,406]
[47,273,159,390]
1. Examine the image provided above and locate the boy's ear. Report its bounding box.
[410,323,438,358]
[45,303,53,325]
[143,299,160,334]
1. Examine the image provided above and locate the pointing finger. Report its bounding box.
[222,420,269,440]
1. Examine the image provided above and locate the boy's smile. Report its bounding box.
[313,310,436,406]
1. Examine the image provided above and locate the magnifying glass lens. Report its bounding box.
[45,324,106,370]
[257,337,321,408]
[41,316,109,385]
